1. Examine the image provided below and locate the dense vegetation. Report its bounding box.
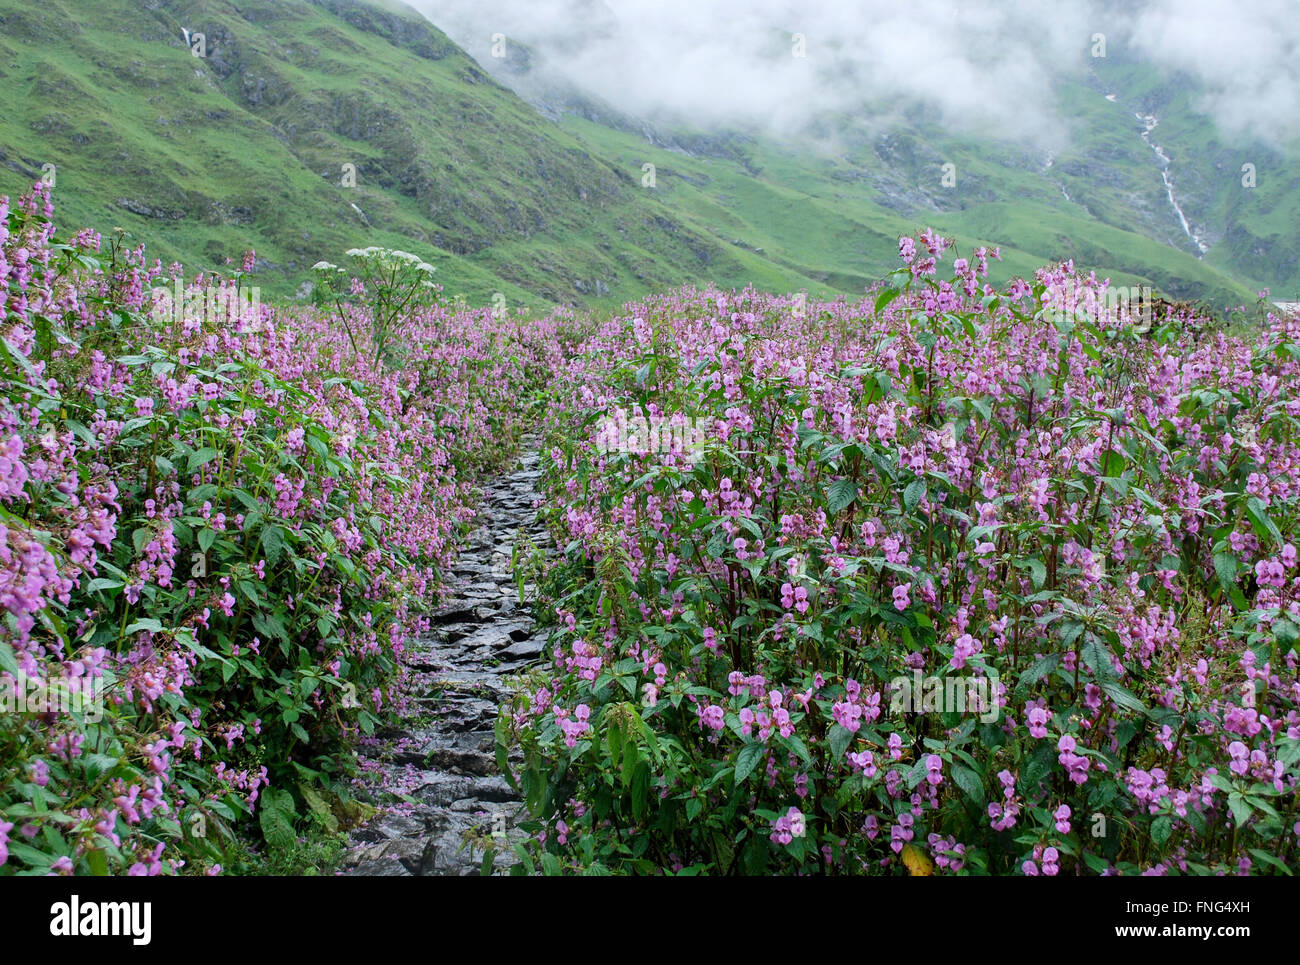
[0,183,553,874]
[3,182,1297,876]
[500,236,1300,875]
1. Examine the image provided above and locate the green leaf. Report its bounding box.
[1248,848,1293,875]
[1026,558,1046,591]
[826,479,858,515]
[188,447,219,471]
[1100,680,1147,715]
[1227,792,1252,828]
[734,742,765,784]
[83,753,121,781]
[630,761,650,821]
[828,724,853,762]
[258,791,297,851]
[1100,448,1125,478]
[261,525,284,567]
[123,618,164,635]
[784,734,813,765]
[1151,816,1172,846]
[951,763,985,805]
[1244,497,1282,546]
[1274,619,1299,649]
[198,527,216,553]
[1081,636,1114,681]
[903,479,926,513]
[1213,552,1238,594]
[1016,653,1061,692]
[86,849,109,876]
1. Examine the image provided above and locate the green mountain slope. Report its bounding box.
[0,0,774,307]
[0,0,1277,311]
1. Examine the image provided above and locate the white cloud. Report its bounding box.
[406,0,1299,148]
[1125,0,1300,145]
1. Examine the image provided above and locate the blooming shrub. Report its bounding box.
[0,184,553,875]
[503,234,1300,875]
[310,247,441,369]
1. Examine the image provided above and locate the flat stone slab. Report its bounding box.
[342,442,549,877]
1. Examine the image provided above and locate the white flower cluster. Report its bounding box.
[344,247,436,274]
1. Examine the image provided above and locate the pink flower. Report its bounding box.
[925,754,944,786]
[1054,805,1072,834]
[1027,706,1049,739]
[698,704,725,732]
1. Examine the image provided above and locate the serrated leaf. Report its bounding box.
[826,479,858,515]
[1100,679,1147,715]
[1213,551,1238,595]
[1245,497,1282,546]
[829,723,853,762]
[734,742,765,784]
[951,763,985,805]
[1016,653,1061,692]
[261,524,284,567]
[1151,816,1172,845]
[903,479,925,513]
[1081,636,1114,681]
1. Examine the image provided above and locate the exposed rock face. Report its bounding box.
[341,444,547,877]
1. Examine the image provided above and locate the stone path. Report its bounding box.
[340,444,548,876]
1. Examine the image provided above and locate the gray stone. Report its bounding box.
[343,438,550,876]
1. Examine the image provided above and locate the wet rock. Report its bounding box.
[343,440,549,876]
[501,635,546,660]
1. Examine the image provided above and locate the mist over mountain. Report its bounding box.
[411,0,1300,150]
[1,0,1294,308]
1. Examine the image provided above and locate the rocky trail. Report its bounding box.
[340,444,549,876]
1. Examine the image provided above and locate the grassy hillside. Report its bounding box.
[1090,57,1300,299]
[0,0,1276,311]
[0,0,771,308]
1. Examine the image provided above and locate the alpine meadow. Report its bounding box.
[1,0,1298,911]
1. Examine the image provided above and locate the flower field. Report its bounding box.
[3,184,1297,876]
[501,234,1300,875]
[0,184,555,874]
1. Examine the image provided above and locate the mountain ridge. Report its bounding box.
[0,0,1285,312]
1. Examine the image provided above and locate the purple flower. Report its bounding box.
[1053,804,1072,834]
[925,754,944,786]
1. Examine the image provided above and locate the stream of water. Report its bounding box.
[1135,111,1209,257]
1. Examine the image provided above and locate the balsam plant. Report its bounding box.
[0,184,553,875]
[501,232,1300,876]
